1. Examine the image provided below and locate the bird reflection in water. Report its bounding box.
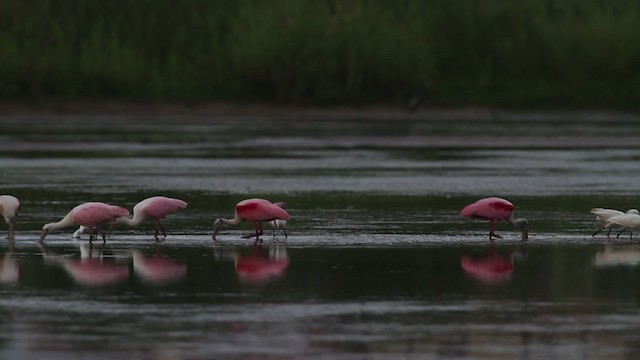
[593,245,640,267]
[132,248,187,285]
[0,240,18,284]
[214,242,289,285]
[41,243,129,287]
[461,244,526,285]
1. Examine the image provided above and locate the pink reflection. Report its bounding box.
[61,244,128,287]
[132,250,187,285]
[62,258,129,287]
[215,243,289,285]
[235,247,289,285]
[461,245,513,285]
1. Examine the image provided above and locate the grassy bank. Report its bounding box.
[2,0,640,108]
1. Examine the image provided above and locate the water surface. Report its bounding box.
[1,113,640,359]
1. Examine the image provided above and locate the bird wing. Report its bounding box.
[590,208,623,221]
[237,199,289,222]
[140,197,188,219]
[460,198,513,220]
[73,203,129,226]
[607,214,640,229]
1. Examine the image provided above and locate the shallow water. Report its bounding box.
[1,113,640,359]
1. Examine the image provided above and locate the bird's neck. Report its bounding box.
[507,215,527,228]
[50,212,77,230]
[118,213,143,226]
[223,213,243,226]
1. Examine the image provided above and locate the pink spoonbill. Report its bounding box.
[40,202,129,243]
[213,198,289,241]
[590,208,639,237]
[0,195,20,239]
[460,197,528,241]
[604,213,640,240]
[108,196,187,240]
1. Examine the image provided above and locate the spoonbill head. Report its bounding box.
[0,195,20,239]
[460,197,528,241]
[40,202,129,243]
[213,198,289,241]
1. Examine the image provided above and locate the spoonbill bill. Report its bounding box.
[460,197,528,241]
[0,195,20,239]
[591,208,640,237]
[213,198,289,241]
[108,196,187,240]
[40,202,129,243]
[604,213,640,240]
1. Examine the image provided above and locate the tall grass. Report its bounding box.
[1,0,640,108]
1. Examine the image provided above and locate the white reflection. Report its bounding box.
[593,245,640,267]
[0,241,18,284]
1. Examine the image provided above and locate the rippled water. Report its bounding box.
[1,112,640,359]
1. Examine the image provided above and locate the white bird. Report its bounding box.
[605,213,640,240]
[591,208,640,237]
[72,225,87,239]
[269,219,288,238]
[0,195,20,239]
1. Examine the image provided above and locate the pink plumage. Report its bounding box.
[460,197,514,221]
[236,198,289,222]
[212,198,290,241]
[113,196,188,239]
[135,196,188,220]
[460,197,528,241]
[40,201,130,243]
[71,202,129,228]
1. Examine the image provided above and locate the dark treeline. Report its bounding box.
[2,0,640,108]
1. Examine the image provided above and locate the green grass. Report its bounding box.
[2,0,640,108]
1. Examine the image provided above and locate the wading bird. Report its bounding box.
[108,196,187,240]
[40,202,129,243]
[0,195,20,239]
[213,198,289,241]
[591,208,640,237]
[604,213,640,240]
[460,197,528,241]
[269,219,288,238]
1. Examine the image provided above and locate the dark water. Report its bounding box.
[1,113,640,359]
